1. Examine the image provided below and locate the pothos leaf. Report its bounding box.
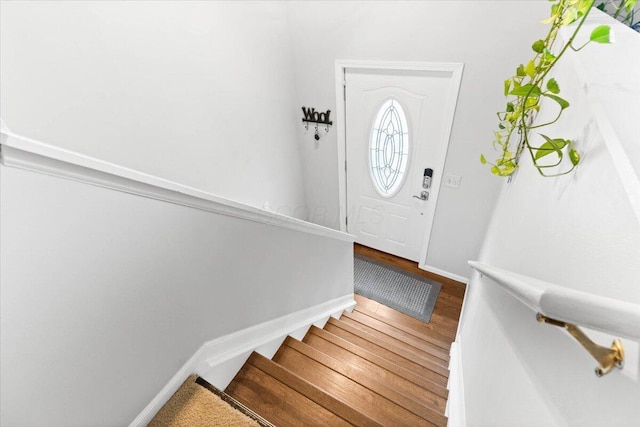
[525,97,539,108]
[590,25,612,44]
[546,78,560,94]
[535,134,569,160]
[509,84,542,98]
[541,3,560,23]
[624,0,637,13]
[532,39,546,53]
[501,161,517,176]
[542,92,570,109]
[504,79,512,96]
[480,154,488,165]
[575,0,593,16]
[524,60,536,79]
[569,148,581,165]
[543,48,556,64]
[562,6,579,25]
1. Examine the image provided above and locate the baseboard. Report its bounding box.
[420,263,469,284]
[129,294,355,427]
[445,340,466,427]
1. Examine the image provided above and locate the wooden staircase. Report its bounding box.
[223,246,465,427]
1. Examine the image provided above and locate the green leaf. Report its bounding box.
[575,0,592,16]
[590,25,612,44]
[525,97,539,108]
[504,79,511,96]
[534,135,568,160]
[506,102,515,112]
[532,39,546,53]
[596,2,607,11]
[542,48,556,64]
[524,60,536,79]
[480,154,488,165]
[490,165,501,175]
[546,78,560,94]
[562,6,579,25]
[569,148,580,166]
[501,161,517,176]
[541,3,559,23]
[516,64,525,77]
[509,84,541,98]
[541,93,570,110]
[624,0,637,13]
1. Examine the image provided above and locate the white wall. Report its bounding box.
[0,148,354,426]
[457,12,640,426]
[286,1,550,278]
[0,1,306,215]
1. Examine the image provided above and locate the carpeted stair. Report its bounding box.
[148,375,269,427]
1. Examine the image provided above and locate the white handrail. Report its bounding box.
[0,126,355,243]
[469,261,640,340]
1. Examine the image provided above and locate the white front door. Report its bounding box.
[345,67,458,262]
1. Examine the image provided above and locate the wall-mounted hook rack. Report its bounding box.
[302,107,332,140]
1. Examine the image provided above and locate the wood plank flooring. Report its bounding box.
[225,244,466,426]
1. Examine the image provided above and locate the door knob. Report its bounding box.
[413,191,429,201]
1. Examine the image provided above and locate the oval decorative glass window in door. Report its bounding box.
[369,98,410,197]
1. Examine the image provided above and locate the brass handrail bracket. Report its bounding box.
[536,313,625,377]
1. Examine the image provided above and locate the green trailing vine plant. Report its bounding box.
[482,0,614,177]
[597,0,640,31]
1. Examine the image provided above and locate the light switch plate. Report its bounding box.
[444,174,461,189]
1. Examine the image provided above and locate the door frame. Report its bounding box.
[335,59,464,270]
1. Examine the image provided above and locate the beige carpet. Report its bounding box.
[149,375,261,427]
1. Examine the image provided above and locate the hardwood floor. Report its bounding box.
[225,244,466,426]
[353,243,466,343]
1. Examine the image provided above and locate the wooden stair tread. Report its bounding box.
[246,352,383,427]
[225,354,353,427]
[353,293,459,341]
[303,326,448,410]
[306,325,449,399]
[352,296,452,350]
[274,337,447,427]
[323,322,449,387]
[325,318,449,382]
[223,246,466,427]
[338,313,450,369]
[341,311,450,362]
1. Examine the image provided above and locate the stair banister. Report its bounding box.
[468,261,640,376]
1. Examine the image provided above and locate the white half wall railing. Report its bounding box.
[0,123,356,427]
[562,9,640,225]
[0,127,352,243]
[469,261,640,376]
